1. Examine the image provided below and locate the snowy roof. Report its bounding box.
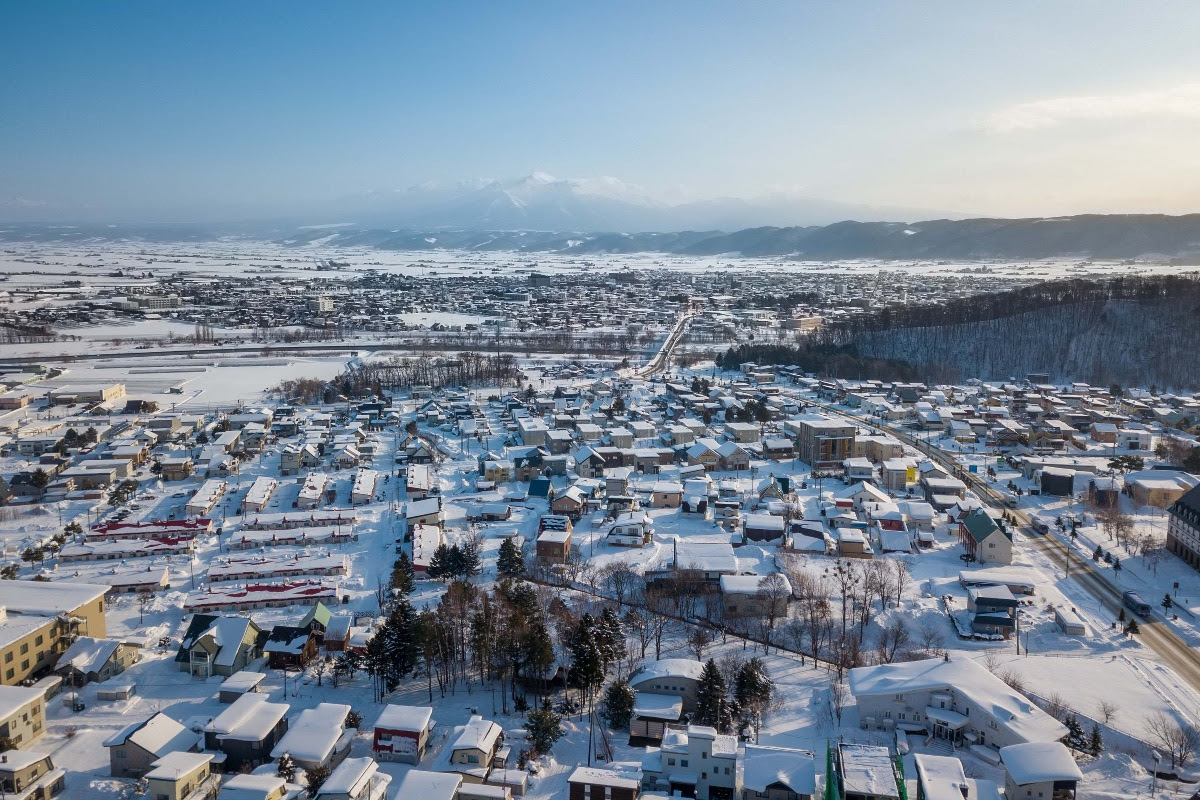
[912,753,970,800]
[740,745,816,795]
[0,581,107,616]
[218,773,296,800]
[1000,741,1083,785]
[394,770,462,800]
[315,757,389,797]
[632,693,683,721]
[632,658,705,684]
[270,703,351,762]
[568,767,639,790]
[104,712,198,757]
[206,693,289,741]
[219,671,265,693]
[451,716,501,754]
[848,657,1067,744]
[719,573,792,595]
[56,636,120,675]
[145,751,212,781]
[743,513,784,531]
[374,704,433,733]
[838,744,898,798]
[183,616,260,668]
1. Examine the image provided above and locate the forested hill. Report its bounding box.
[726,275,1200,390]
[10,213,1200,259]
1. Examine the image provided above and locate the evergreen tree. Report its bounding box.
[1113,556,1121,572]
[596,607,623,671]
[1126,619,1140,635]
[378,599,418,691]
[459,537,481,579]
[275,753,296,782]
[525,705,564,756]
[601,679,636,729]
[695,659,731,732]
[568,614,605,707]
[733,658,773,729]
[1163,593,1174,611]
[497,537,525,579]
[1089,723,1103,756]
[1092,545,1102,562]
[306,764,332,795]
[391,551,415,595]
[426,543,452,581]
[1062,714,1088,752]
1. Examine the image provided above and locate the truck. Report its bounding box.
[1122,591,1152,617]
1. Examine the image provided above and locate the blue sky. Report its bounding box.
[4,1,1200,221]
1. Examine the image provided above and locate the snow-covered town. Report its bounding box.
[2,292,1200,800]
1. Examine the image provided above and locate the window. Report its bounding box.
[667,758,675,767]
[3,653,9,663]
[34,636,42,646]
[20,661,28,671]
[681,760,688,767]
[18,644,27,655]
[3,670,11,681]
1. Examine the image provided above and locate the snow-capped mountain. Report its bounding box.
[333,173,950,232]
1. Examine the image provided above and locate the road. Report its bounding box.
[813,400,1200,694]
[635,311,693,378]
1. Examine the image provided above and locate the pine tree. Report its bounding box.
[1093,545,1103,562]
[306,764,332,795]
[426,543,452,580]
[460,537,481,579]
[695,659,731,732]
[275,753,296,782]
[497,537,525,579]
[596,607,623,672]
[568,614,605,707]
[1163,593,1174,610]
[1126,619,1140,635]
[1062,714,1087,753]
[733,658,773,730]
[526,705,564,756]
[391,551,415,595]
[379,599,418,691]
[602,679,636,729]
[1089,723,1103,756]
[1113,556,1121,572]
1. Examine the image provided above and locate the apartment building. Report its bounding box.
[0,582,108,686]
[1167,484,1200,571]
[0,686,47,749]
[789,415,856,470]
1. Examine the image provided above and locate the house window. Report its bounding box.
[667,758,675,767]
[19,644,27,655]
[681,760,688,767]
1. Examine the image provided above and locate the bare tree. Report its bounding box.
[1042,692,1069,722]
[755,573,791,653]
[874,618,911,664]
[919,621,946,658]
[829,678,849,725]
[687,626,715,662]
[599,563,640,610]
[1145,712,1200,770]
[891,559,911,607]
[1096,699,1119,725]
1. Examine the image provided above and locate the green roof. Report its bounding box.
[300,601,333,629]
[962,508,1007,542]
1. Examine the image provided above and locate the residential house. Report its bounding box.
[217,773,304,800]
[639,725,737,800]
[0,582,108,687]
[264,626,318,671]
[204,693,291,771]
[535,529,572,565]
[373,704,434,764]
[104,712,199,778]
[739,744,817,800]
[966,586,1018,639]
[393,771,462,800]
[270,703,354,772]
[311,757,391,800]
[629,658,704,714]
[719,574,791,619]
[957,508,1013,565]
[912,753,1001,800]
[999,742,1081,800]
[0,749,66,799]
[831,744,901,800]
[435,715,504,784]
[144,752,217,800]
[54,637,138,686]
[568,767,639,800]
[789,415,855,469]
[0,686,46,750]
[175,615,266,678]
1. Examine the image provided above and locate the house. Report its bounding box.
[217,774,304,800]
[405,496,444,530]
[719,574,791,619]
[218,670,265,704]
[966,586,1018,638]
[104,712,199,778]
[639,724,737,800]
[790,415,856,469]
[629,692,683,745]
[373,704,434,764]
[0,686,47,750]
[957,508,1012,565]
[205,693,291,771]
[848,657,1067,749]
[604,512,653,548]
[741,513,786,545]
[536,529,572,565]
[160,457,194,482]
[1167,483,1200,571]
[264,626,318,671]
[393,771,462,800]
[568,767,639,800]
[0,582,108,687]
[270,703,354,772]
[54,637,138,686]
[311,756,391,800]
[175,615,266,678]
[629,658,704,714]
[649,481,683,509]
[0,749,66,799]
[685,439,722,471]
[831,744,901,800]
[912,753,1001,800]
[1000,742,1082,800]
[143,752,217,800]
[434,715,504,784]
[739,744,817,800]
[323,615,353,653]
[1125,471,1197,509]
[411,524,444,573]
[550,485,589,519]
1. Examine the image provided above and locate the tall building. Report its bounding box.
[789,415,856,470]
[1167,484,1200,570]
[0,582,108,686]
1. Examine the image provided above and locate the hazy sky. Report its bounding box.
[5,1,1200,222]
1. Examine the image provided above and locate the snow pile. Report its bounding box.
[1081,752,1149,782]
